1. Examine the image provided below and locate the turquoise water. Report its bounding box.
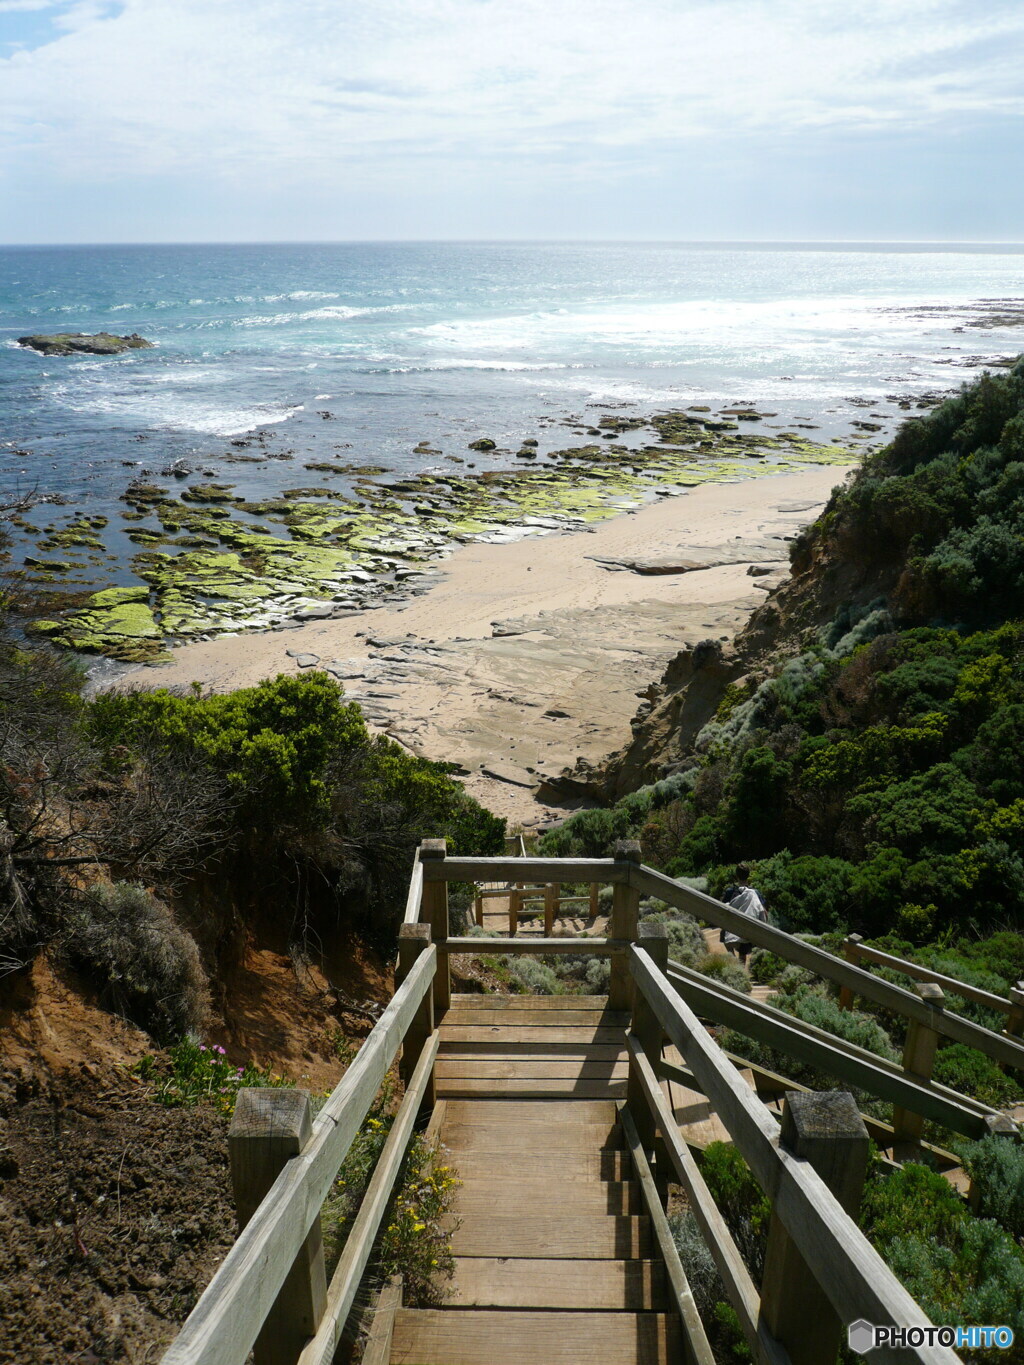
[1,240,1022,563]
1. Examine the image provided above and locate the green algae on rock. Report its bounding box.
[37,410,858,664]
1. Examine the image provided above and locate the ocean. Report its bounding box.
[0,240,1022,634]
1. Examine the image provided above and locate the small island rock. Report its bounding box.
[17,332,153,357]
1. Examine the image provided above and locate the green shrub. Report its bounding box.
[777,986,899,1061]
[698,1141,770,1278]
[65,882,208,1041]
[886,1220,1024,1342]
[933,1044,1024,1107]
[960,1136,1024,1240]
[697,954,752,993]
[860,1160,968,1247]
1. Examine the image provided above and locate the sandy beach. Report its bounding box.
[120,464,852,826]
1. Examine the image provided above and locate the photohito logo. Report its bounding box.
[848,1320,1015,1353]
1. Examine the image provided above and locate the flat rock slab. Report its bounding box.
[290,653,321,668]
[479,762,536,789]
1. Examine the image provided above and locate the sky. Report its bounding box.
[0,0,1022,244]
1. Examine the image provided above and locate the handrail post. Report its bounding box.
[544,882,557,936]
[838,933,863,1011]
[474,886,484,927]
[892,981,945,1154]
[627,924,668,1200]
[760,1091,869,1365]
[397,924,436,1113]
[1004,983,1024,1043]
[589,881,599,918]
[419,839,450,1015]
[609,840,642,1010]
[509,882,522,937]
[228,1090,327,1365]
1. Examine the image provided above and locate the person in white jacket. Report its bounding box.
[721,862,768,967]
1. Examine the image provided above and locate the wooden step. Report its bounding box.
[448,1213,650,1258]
[441,1025,626,1046]
[448,1257,667,1310]
[440,1123,624,1153]
[442,1099,619,1123]
[440,1041,627,1060]
[443,1008,630,1028]
[448,1148,632,1181]
[439,1076,628,1099]
[437,1059,629,1081]
[453,1179,642,1217]
[390,1309,679,1364]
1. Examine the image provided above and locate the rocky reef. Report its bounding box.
[23,407,857,664]
[17,332,153,357]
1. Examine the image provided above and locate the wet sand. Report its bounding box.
[120,465,852,827]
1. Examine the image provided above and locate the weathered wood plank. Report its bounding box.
[360,1275,402,1365]
[402,855,423,925]
[453,1179,641,1216]
[441,1098,619,1122]
[439,1025,627,1045]
[443,936,625,954]
[442,1008,629,1027]
[439,1041,627,1060]
[390,1309,678,1365]
[435,1059,629,1080]
[422,856,629,883]
[846,938,1015,1015]
[448,1214,651,1257]
[437,1076,629,1098]
[448,1257,666,1310]
[448,1148,632,1180]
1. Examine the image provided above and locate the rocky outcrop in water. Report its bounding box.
[17,332,153,357]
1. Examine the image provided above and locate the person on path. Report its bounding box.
[721,862,768,968]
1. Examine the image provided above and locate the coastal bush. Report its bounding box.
[697,955,752,993]
[698,1141,770,1278]
[960,1136,1024,1240]
[65,882,209,1041]
[775,985,899,1061]
[932,1044,1024,1108]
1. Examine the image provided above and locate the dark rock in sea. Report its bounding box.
[468,438,496,451]
[17,332,153,357]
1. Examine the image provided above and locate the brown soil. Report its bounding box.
[0,1068,236,1365]
[0,918,393,1363]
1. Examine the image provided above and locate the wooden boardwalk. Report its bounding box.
[390,995,681,1365]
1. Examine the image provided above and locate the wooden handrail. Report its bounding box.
[629,863,1024,1073]
[842,935,1024,1018]
[296,1033,441,1365]
[423,855,630,883]
[402,854,424,926]
[665,961,1007,1139]
[161,945,437,1365]
[442,935,627,954]
[628,944,960,1364]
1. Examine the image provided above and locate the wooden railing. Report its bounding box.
[839,933,1024,1033]
[166,840,1022,1365]
[625,925,962,1365]
[161,941,438,1365]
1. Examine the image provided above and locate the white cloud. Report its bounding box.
[0,0,1021,190]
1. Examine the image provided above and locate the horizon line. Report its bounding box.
[2,237,1024,250]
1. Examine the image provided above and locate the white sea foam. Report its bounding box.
[51,378,304,436]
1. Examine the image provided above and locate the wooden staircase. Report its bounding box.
[389,995,681,1365]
